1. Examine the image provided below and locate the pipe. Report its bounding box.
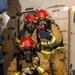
[68,11,70,75]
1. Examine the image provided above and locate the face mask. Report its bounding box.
[37,20,48,31]
[37,26,45,31]
[24,22,35,33]
[25,53,32,63]
[27,25,34,33]
[21,49,33,63]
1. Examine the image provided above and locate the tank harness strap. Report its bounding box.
[16,53,22,72]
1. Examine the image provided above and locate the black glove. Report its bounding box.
[18,30,25,39]
[32,70,39,75]
[38,31,52,40]
[33,47,40,52]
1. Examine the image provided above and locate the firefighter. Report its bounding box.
[13,14,35,53]
[13,13,40,52]
[7,37,50,75]
[35,9,67,75]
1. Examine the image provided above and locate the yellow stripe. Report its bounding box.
[37,66,44,73]
[14,72,20,75]
[41,50,51,54]
[15,37,20,43]
[41,46,64,54]
[41,35,56,46]
[50,35,56,44]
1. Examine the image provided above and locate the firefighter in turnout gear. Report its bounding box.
[14,13,42,53]
[7,37,50,75]
[13,13,40,51]
[35,9,67,75]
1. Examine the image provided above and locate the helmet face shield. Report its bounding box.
[37,20,48,31]
[22,49,33,63]
[38,20,48,27]
[22,48,33,56]
[24,22,35,33]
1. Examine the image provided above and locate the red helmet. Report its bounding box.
[20,37,33,48]
[36,9,48,19]
[25,14,35,22]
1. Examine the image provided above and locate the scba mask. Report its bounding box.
[37,20,48,31]
[22,48,33,63]
[24,22,35,33]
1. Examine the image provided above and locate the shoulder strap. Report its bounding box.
[33,51,40,66]
[16,53,22,72]
[36,29,40,44]
[47,20,52,30]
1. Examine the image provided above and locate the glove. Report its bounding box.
[38,31,52,40]
[22,67,32,75]
[18,30,25,39]
[32,70,39,75]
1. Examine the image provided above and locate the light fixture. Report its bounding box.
[63,6,68,11]
[63,6,75,11]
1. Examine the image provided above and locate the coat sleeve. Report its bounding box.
[37,52,50,74]
[48,24,63,47]
[7,58,18,75]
